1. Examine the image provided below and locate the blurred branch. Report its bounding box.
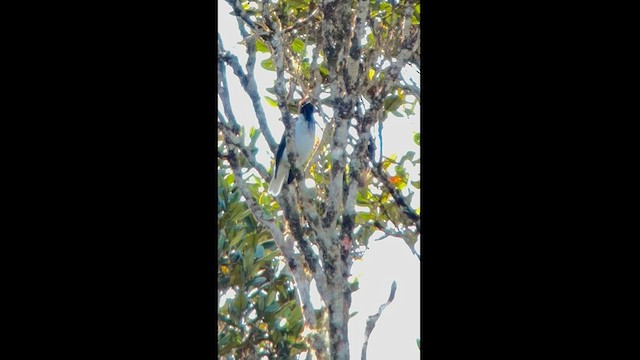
[224,147,319,330]
[283,7,320,33]
[361,281,397,360]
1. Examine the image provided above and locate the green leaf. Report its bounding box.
[349,277,360,292]
[255,244,264,259]
[413,132,420,146]
[225,173,234,186]
[261,58,276,71]
[255,38,269,53]
[319,64,329,76]
[383,95,403,113]
[356,189,370,205]
[265,96,278,107]
[291,342,307,350]
[247,276,267,287]
[367,33,376,48]
[301,58,311,76]
[266,289,277,306]
[218,333,232,347]
[218,236,226,258]
[411,180,420,189]
[416,338,421,350]
[287,0,310,9]
[382,154,397,170]
[356,211,375,222]
[291,38,305,55]
[229,229,246,247]
[264,301,279,313]
[232,207,252,222]
[243,246,255,273]
[235,292,248,311]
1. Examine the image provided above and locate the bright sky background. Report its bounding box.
[219,3,421,359]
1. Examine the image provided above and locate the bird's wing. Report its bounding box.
[273,132,287,178]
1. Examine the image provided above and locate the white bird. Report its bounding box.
[268,101,316,196]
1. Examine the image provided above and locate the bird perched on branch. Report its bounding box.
[268,100,316,196]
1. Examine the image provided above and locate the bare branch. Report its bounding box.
[218,51,278,154]
[224,0,259,33]
[361,281,398,360]
[373,225,421,260]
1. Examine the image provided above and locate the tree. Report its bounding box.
[217,0,421,359]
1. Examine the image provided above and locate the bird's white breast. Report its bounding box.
[294,115,315,167]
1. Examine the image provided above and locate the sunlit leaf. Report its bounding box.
[291,38,305,55]
[255,38,269,53]
[287,0,310,10]
[356,211,375,222]
[413,132,420,146]
[367,33,376,48]
[265,96,278,107]
[382,154,397,170]
[261,58,276,71]
[225,173,235,186]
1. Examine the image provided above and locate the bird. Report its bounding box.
[268,101,316,196]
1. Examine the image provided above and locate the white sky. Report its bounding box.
[219,3,420,359]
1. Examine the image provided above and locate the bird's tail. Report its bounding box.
[268,166,289,196]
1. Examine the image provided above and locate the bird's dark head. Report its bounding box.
[300,101,315,122]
